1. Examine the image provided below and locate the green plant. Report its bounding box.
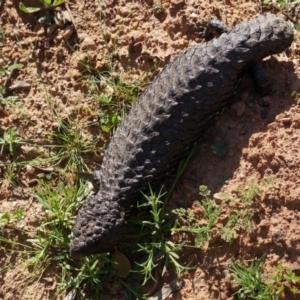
[153,2,163,13]
[128,186,192,284]
[221,211,255,243]
[218,179,261,242]
[0,209,25,228]
[0,176,149,299]
[237,178,260,207]
[78,27,155,134]
[172,185,221,247]
[0,63,23,76]
[230,255,300,299]
[0,162,19,187]
[267,264,300,297]
[19,0,66,13]
[261,0,288,9]
[230,255,272,300]
[98,77,141,133]
[211,139,228,156]
[44,120,100,172]
[0,127,26,156]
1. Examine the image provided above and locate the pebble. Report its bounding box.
[132,21,139,29]
[213,193,224,204]
[25,165,35,175]
[81,36,97,51]
[258,219,270,228]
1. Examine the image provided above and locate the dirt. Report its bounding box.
[0,0,300,299]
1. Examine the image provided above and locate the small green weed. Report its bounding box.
[172,185,221,248]
[0,177,148,299]
[221,211,255,243]
[0,127,26,156]
[230,255,300,299]
[219,178,269,243]
[79,29,155,134]
[211,139,228,156]
[19,0,66,14]
[128,186,192,284]
[0,209,25,228]
[98,75,143,133]
[44,120,99,172]
[261,0,289,9]
[237,178,260,207]
[153,2,163,14]
[0,63,23,76]
[230,255,272,300]
[0,162,19,187]
[81,66,151,133]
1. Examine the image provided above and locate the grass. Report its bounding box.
[230,255,300,299]
[0,126,27,156]
[45,119,100,172]
[261,0,300,9]
[127,186,193,285]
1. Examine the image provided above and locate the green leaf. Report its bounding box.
[52,0,66,6]
[12,209,25,220]
[0,67,6,75]
[7,63,24,71]
[101,125,111,133]
[211,139,227,156]
[0,213,10,227]
[39,0,52,6]
[19,3,41,13]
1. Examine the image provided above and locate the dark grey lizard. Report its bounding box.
[70,14,294,257]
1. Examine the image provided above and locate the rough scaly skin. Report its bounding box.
[70,14,294,256]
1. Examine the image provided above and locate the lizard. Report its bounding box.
[70,13,294,257]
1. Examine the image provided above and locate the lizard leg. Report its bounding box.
[200,19,230,40]
[247,62,272,96]
[200,19,272,96]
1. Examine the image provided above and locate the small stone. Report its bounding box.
[37,27,44,37]
[268,122,279,131]
[132,21,139,29]
[25,165,35,175]
[81,36,97,51]
[213,193,224,204]
[258,219,270,227]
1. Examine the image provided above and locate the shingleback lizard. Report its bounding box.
[70,14,294,257]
